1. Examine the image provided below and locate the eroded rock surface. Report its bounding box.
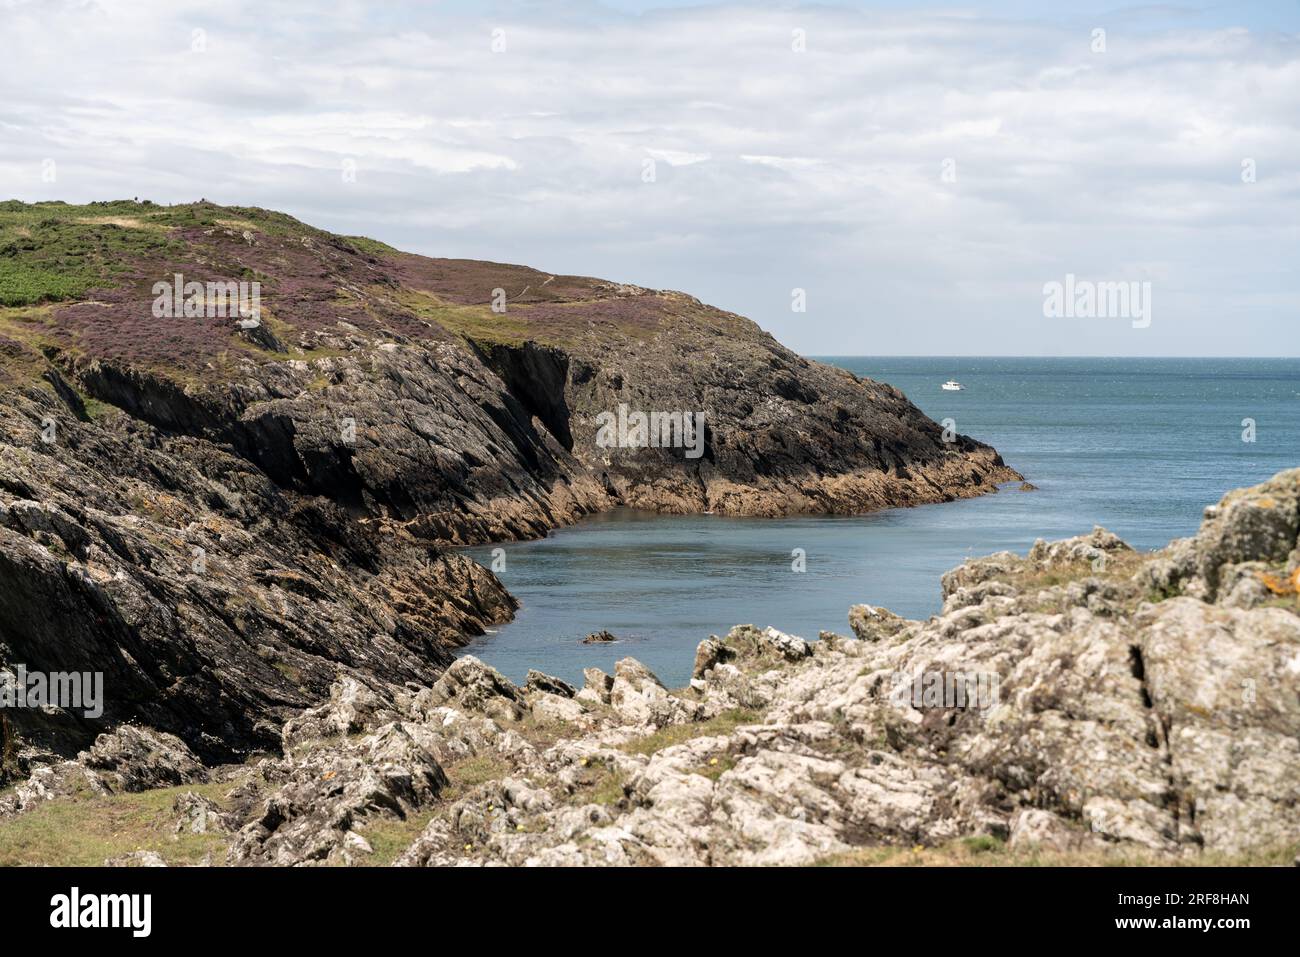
[0,201,1016,768]
[4,471,1296,866]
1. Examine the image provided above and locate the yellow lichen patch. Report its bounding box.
[1257,569,1299,596]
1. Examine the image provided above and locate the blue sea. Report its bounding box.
[461,357,1300,687]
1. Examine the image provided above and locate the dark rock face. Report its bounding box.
[474,341,575,451]
[0,201,1018,771]
[549,307,1017,516]
[5,472,1294,867]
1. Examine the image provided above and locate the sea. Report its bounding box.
[460,357,1300,687]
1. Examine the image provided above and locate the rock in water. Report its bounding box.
[0,200,1016,768]
[4,469,1299,866]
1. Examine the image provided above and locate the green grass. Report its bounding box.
[0,305,60,378]
[390,286,531,347]
[0,202,185,306]
[344,235,402,258]
[0,199,336,309]
[0,781,232,867]
[587,769,627,805]
[358,809,436,865]
[688,755,736,781]
[442,753,513,801]
[620,708,761,756]
[960,834,1004,854]
[82,396,119,421]
[220,205,319,239]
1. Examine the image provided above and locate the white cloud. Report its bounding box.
[646,149,712,166]
[0,0,1296,355]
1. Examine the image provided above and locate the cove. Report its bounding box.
[460,356,1300,689]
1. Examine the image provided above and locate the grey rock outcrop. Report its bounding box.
[0,201,1019,770]
[0,725,207,816]
[6,468,1298,867]
[417,656,527,723]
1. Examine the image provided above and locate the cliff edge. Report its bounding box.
[1,470,1296,866]
[0,200,1017,767]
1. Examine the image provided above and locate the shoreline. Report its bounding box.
[3,468,1296,866]
[453,474,1037,683]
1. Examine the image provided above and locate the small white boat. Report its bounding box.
[941,380,964,391]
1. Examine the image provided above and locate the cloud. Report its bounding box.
[0,0,1296,355]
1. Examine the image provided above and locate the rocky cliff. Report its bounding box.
[1,470,1296,866]
[0,200,1017,771]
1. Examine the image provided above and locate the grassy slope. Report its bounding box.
[0,781,231,866]
[0,199,759,392]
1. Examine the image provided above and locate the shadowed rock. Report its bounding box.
[0,200,1018,769]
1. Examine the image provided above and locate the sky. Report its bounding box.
[1,0,1296,357]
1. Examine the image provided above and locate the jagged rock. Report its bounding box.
[236,319,286,353]
[1215,562,1276,609]
[814,631,860,655]
[692,637,733,679]
[1008,809,1086,851]
[419,657,527,723]
[1185,469,1300,600]
[173,791,235,834]
[12,466,1300,868]
[0,201,1021,768]
[607,659,704,727]
[105,850,167,867]
[79,726,208,794]
[940,551,1022,597]
[282,677,398,750]
[609,658,669,723]
[848,604,907,642]
[1028,526,1132,567]
[529,692,587,724]
[0,761,101,816]
[577,667,614,706]
[1134,598,1300,854]
[524,670,576,698]
[720,624,812,663]
[341,830,374,860]
[582,630,618,644]
[235,469,1300,865]
[228,721,449,865]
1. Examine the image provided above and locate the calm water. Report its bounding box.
[461,357,1300,686]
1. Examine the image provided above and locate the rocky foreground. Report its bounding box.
[0,200,1016,766]
[2,470,1297,866]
